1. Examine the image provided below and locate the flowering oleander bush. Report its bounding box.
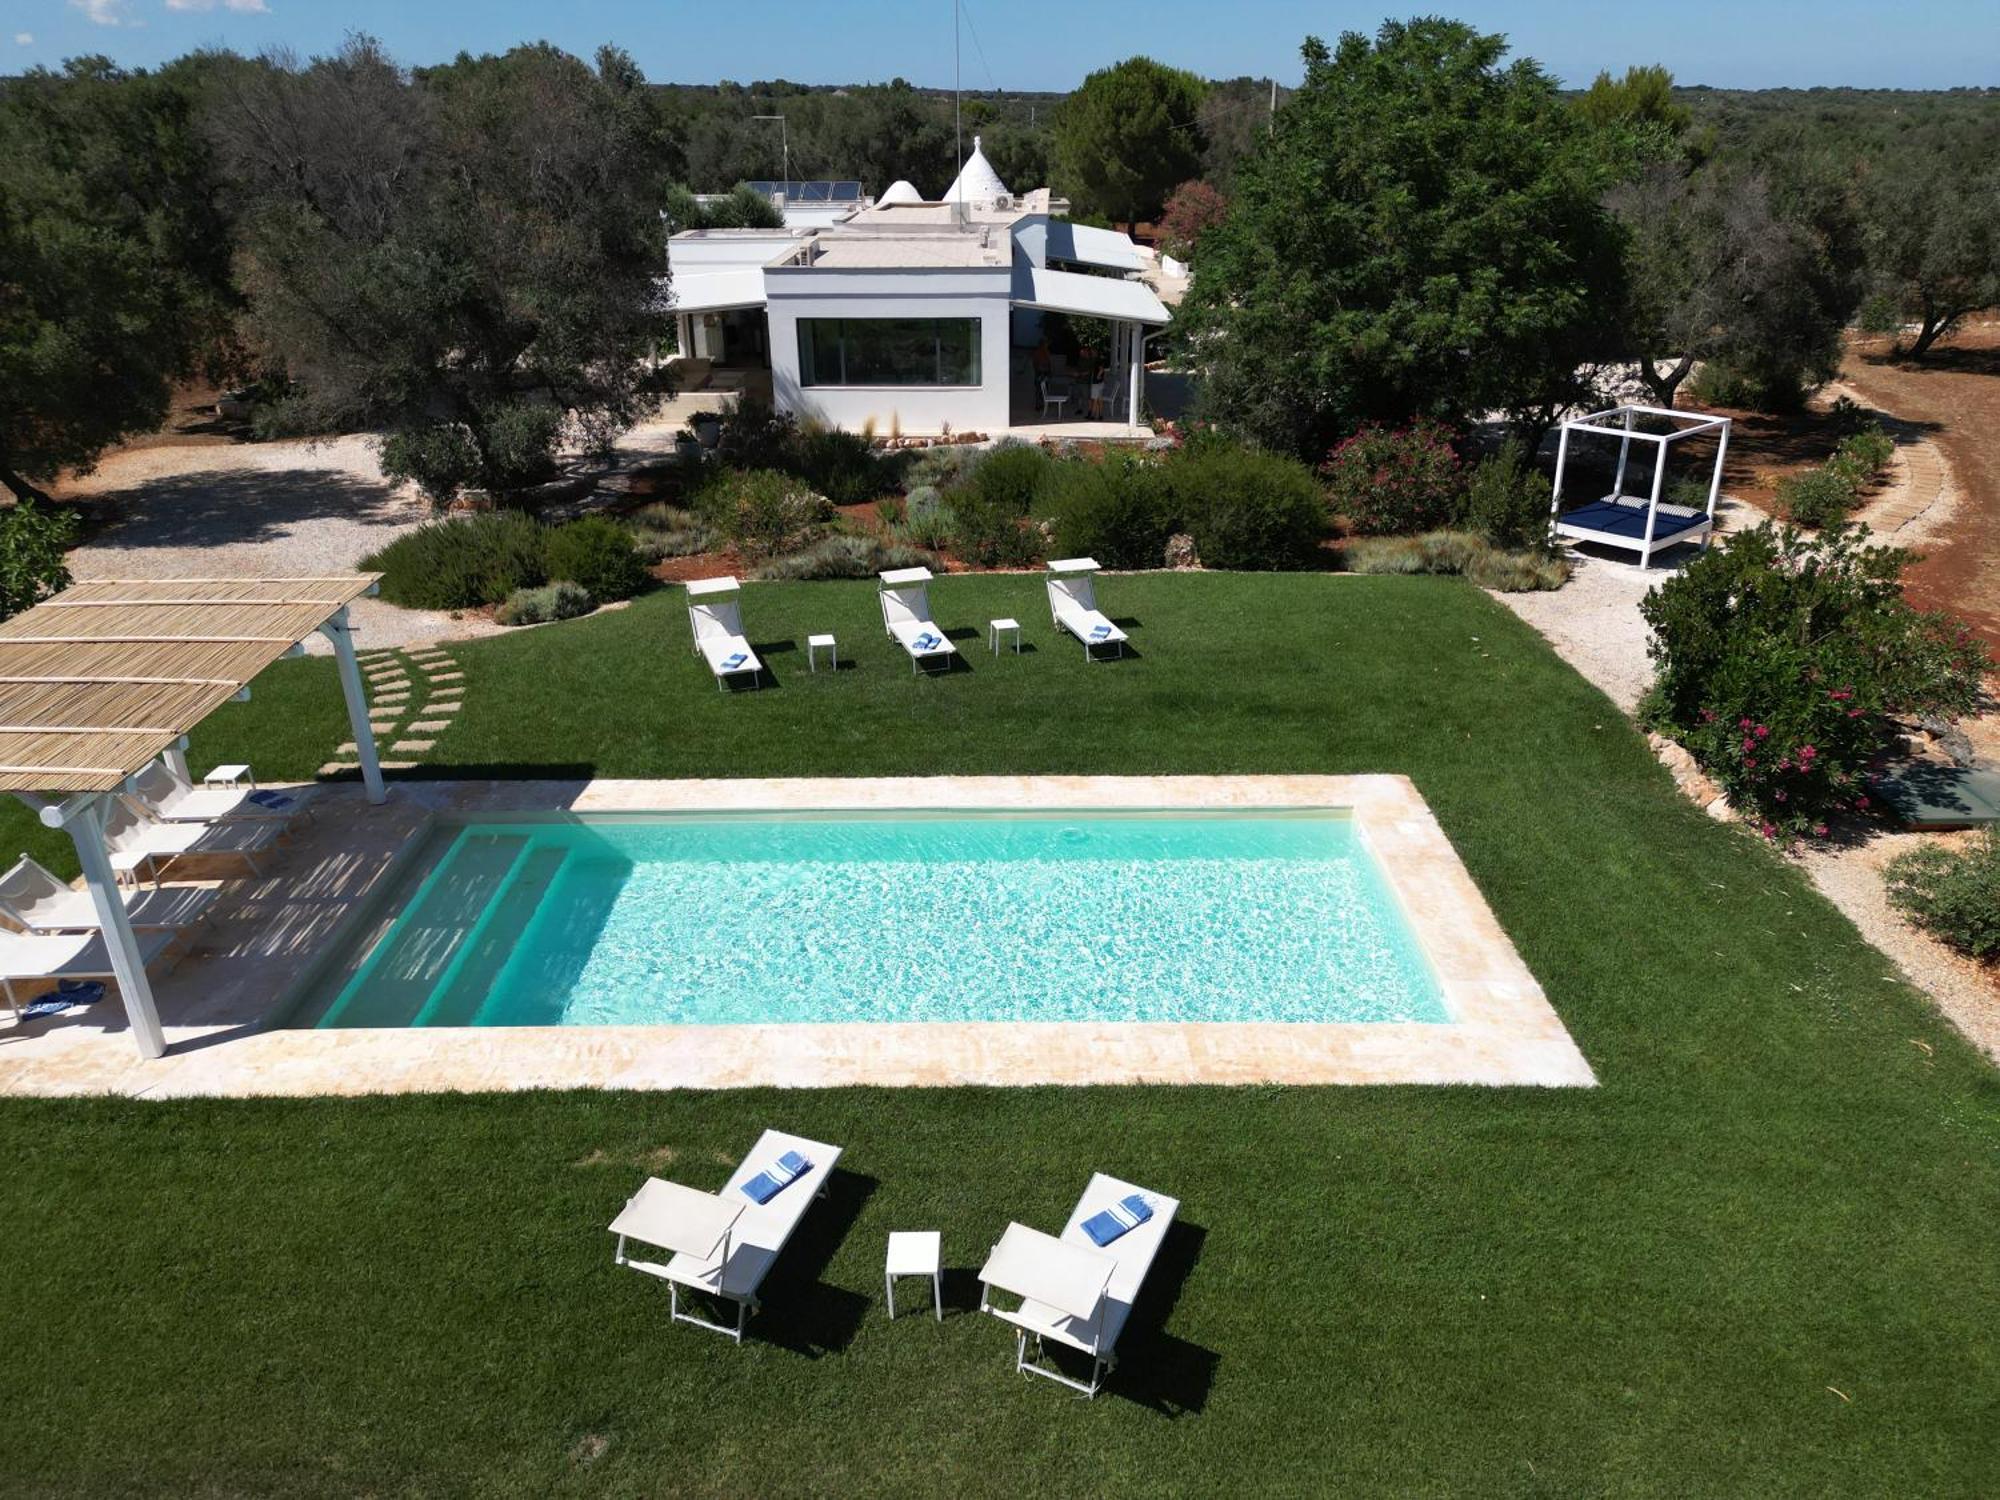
[1321,420,1464,536]
[1641,522,1989,839]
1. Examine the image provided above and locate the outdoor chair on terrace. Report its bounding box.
[0,927,178,1023]
[0,854,217,935]
[101,796,280,888]
[609,1128,844,1342]
[129,759,316,825]
[977,1171,1179,1397]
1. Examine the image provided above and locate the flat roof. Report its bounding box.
[803,236,1008,269]
[0,575,378,794]
[1011,264,1172,326]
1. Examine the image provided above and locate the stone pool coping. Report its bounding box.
[0,775,1594,1095]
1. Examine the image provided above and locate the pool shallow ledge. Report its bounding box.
[2,776,1597,1096]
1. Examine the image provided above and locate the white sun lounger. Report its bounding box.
[102,796,280,888]
[686,576,764,690]
[609,1128,842,1342]
[0,854,217,935]
[1047,558,1128,662]
[978,1171,1179,1397]
[128,759,316,825]
[0,927,178,1022]
[878,567,957,674]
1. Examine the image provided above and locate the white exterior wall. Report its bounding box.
[764,266,1014,436]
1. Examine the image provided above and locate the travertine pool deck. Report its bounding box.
[0,776,1594,1095]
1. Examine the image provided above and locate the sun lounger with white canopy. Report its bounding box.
[101,796,279,887]
[608,1128,842,1341]
[0,854,217,935]
[686,576,764,690]
[977,1171,1179,1396]
[0,927,178,1022]
[128,759,316,825]
[878,567,957,674]
[1046,558,1128,661]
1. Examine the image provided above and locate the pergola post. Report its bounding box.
[1128,325,1145,429]
[318,606,386,805]
[1639,435,1670,569]
[1703,422,1730,550]
[1547,421,1572,539]
[56,794,165,1059]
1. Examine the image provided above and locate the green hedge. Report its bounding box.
[363,510,648,611]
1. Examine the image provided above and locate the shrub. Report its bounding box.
[898,486,957,551]
[545,516,649,601]
[1885,830,2000,960]
[1344,531,1569,591]
[899,442,984,492]
[495,580,595,626]
[0,499,77,622]
[794,427,885,505]
[711,397,798,471]
[1164,439,1325,569]
[1776,466,1859,529]
[1043,453,1174,568]
[1640,523,1990,839]
[625,503,714,563]
[1836,424,1895,475]
[696,469,832,559]
[362,510,548,610]
[874,495,906,528]
[380,423,482,508]
[752,534,940,582]
[1321,420,1463,536]
[953,443,1055,567]
[1460,440,1553,551]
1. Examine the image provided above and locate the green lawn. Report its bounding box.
[2,573,1995,1497]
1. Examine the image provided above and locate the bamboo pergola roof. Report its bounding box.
[0,576,379,795]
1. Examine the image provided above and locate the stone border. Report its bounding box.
[0,776,1595,1095]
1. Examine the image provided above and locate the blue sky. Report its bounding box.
[8,1,1998,90]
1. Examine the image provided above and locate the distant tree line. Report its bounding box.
[2,25,1998,502]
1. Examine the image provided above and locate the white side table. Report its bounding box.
[808,633,837,673]
[988,618,1021,656]
[885,1230,942,1321]
[204,763,254,789]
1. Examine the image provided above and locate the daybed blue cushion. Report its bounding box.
[742,1149,812,1204]
[1081,1193,1153,1246]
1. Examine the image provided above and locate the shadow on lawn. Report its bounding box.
[754,1167,878,1357]
[1028,1220,1217,1417]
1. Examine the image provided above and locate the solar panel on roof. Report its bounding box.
[742,180,866,203]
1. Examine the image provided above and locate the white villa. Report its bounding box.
[664,138,1174,438]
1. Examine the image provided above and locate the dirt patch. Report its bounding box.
[1842,322,2000,648]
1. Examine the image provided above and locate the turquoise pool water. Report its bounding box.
[308,813,1448,1028]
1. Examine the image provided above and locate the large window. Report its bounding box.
[797,318,982,387]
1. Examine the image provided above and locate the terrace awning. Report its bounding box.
[1009,264,1171,326]
[667,268,769,315]
[0,574,386,1060]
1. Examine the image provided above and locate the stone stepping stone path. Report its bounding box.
[319,646,467,780]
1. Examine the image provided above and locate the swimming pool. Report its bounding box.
[306,811,1449,1028]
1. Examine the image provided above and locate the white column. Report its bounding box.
[1548,422,1571,544]
[1128,325,1145,429]
[59,795,165,1059]
[318,607,386,805]
[163,735,191,785]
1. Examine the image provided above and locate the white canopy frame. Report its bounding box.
[1548,404,1732,569]
[4,583,386,1060]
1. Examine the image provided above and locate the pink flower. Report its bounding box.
[1775,790,1787,802]
[1813,824,1829,837]
[1745,758,1758,769]
[1755,725,1770,739]
[1759,822,1777,839]
[1739,717,1754,729]
[1848,708,1865,718]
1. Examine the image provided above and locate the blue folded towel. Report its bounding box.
[913,632,941,651]
[1090,623,1113,640]
[23,979,105,1020]
[1081,1193,1153,1247]
[247,789,295,811]
[721,652,748,671]
[741,1149,812,1204]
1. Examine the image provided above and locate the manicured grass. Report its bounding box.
[2,574,1996,1496]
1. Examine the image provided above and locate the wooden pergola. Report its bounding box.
[0,576,385,1058]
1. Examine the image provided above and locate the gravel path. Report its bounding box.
[1494,420,1998,1063]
